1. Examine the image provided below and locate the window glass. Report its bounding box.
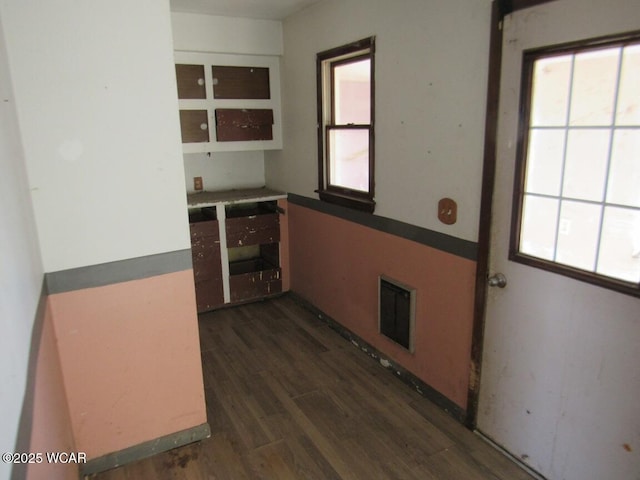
[569,48,619,126]
[530,55,572,126]
[514,37,640,292]
[334,59,371,125]
[607,130,640,207]
[616,45,640,125]
[556,201,602,270]
[597,207,640,282]
[525,129,565,196]
[328,129,370,192]
[520,195,559,261]
[562,129,609,202]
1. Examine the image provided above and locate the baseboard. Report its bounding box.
[10,280,48,480]
[289,293,467,423]
[81,423,211,477]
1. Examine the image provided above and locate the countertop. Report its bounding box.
[187,187,287,208]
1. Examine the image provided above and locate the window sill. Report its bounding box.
[316,189,375,213]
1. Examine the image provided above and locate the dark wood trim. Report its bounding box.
[11,280,48,480]
[317,36,375,62]
[467,0,575,431]
[498,0,558,16]
[508,47,534,284]
[316,45,325,194]
[317,37,376,211]
[511,253,640,297]
[316,189,375,213]
[466,0,504,430]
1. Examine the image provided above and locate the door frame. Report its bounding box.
[466,0,558,429]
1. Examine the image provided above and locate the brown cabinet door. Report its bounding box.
[179,110,209,143]
[212,66,270,99]
[190,218,224,312]
[175,64,207,99]
[194,279,224,312]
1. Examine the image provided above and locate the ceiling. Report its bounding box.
[169,0,324,20]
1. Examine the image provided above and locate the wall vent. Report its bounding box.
[378,276,416,352]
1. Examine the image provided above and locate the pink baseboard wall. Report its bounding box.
[47,269,207,460]
[288,203,476,409]
[26,303,77,480]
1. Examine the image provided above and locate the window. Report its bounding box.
[511,34,640,296]
[317,37,375,212]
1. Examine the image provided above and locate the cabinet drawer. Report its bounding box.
[194,278,224,312]
[229,260,281,302]
[215,109,273,142]
[190,219,219,241]
[225,213,279,247]
[191,240,220,262]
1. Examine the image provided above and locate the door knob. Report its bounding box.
[488,273,507,288]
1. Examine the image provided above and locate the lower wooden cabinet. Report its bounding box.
[189,198,284,312]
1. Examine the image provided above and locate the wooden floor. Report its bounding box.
[92,295,534,480]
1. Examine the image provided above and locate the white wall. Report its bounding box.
[0,11,45,479]
[1,0,190,273]
[183,151,266,193]
[171,12,283,55]
[266,0,492,242]
[171,12,284,193]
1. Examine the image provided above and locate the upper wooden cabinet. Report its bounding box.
[175,52,282,152]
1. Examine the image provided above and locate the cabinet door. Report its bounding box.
[179,110,209,143]
[190,218,224,312]
[194,279,225,312]
[176,64,206,99]
[212,66,270,99]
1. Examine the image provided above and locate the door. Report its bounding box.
[477,2,640,480]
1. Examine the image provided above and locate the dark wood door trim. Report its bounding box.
[466,0,558,429]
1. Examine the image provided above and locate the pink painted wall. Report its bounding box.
[288,204,476,409]
[26,303,77,480]
[48,270,207,459]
